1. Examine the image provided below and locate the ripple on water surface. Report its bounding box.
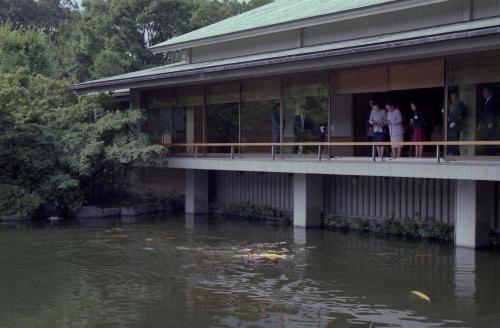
[0,215,499,328]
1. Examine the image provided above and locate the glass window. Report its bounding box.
[144,90,174,145]
[448,51,500,156]
[241,77,281,153]
[206,82,240,153]
[283,73,329,154]
[172,86,204,153]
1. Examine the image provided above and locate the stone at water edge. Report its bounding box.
[1,214,32,222]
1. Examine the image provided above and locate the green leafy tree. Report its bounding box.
[0,24,53,75]
[0,0,274,219]
[0,69,167,218]
[0,26,167,219]
[245,0,273,11]
[137,0,195,47]
[92,48,134,78]
[190,0,244,30]
[0,0,77,30]
[0,0,37,27]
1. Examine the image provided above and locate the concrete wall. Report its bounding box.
[473,0,500,19]
[324,176,456,224]
[189,0,487,64]
[209,171,458,224]
[210,171,293,211]
[128,167,500,231]
[191,30,299,63]
[129,167,185,197]
[304,0,470,47]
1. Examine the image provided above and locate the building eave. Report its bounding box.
[70,23,500,95]
[149,0,449,53]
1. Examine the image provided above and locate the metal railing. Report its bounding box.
[165,141,500,163]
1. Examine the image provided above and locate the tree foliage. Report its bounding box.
[0,0,271,219]
[0,24,53,75]
[0,66,167,218]
[0,0,272,81]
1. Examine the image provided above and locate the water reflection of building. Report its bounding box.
[72,0,500,249]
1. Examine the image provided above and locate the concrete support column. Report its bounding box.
[455,180,493,248]
[293,174,323,228]
[454,248,476,301]
[185,214,195,230]
[185,170,209,215]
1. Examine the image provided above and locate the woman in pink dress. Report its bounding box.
[385,102,404,158]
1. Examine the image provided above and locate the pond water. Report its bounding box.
[1,215,499,328]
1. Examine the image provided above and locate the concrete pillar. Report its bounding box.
[185,214,195,230]
[185,170,209,215]
[455,180,493,248]
[293,228,307,245]
[293,174,323,228]
[454,248,476,301]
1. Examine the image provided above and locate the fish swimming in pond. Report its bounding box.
[411,290,431,303]
[240,252,289,261]
[176,242,293,262]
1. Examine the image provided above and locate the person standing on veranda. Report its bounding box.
[410,101,426,157]
[369,101,387,158]
[385,102,404,158]
[366,98,375,155]
[478,86,497,155]
[447,91,466,155]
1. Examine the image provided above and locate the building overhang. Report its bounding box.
[164,157,500,182]
[149,0,449,53]
[70,17,500,94]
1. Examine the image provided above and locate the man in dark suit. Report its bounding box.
[478,86,497,155]
[447,91,467,155]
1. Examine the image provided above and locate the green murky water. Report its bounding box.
[1,215,499,327]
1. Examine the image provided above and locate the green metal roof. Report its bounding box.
[72,16,500,93]
[150,0,410,51]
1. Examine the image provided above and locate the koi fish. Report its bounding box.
[412,290,431,303]
[241,252,288,261]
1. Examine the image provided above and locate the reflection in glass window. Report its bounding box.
[206,82,240,153]
[144,90,174,145]
[283,73,329,154]
[241,78,281,153]
[144,86,203,150]
[448,51,500,156]
[173,86,204,153]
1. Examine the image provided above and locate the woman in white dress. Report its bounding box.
[368,101,387,158]
[385,102,404,158]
